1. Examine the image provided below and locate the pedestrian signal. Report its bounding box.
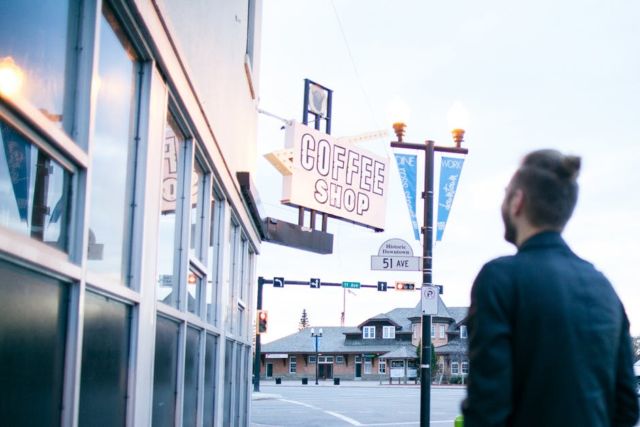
[395,282,415,291]
[257,310,268,334]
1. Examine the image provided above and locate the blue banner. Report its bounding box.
[394,154,420,241]
[1,126,31,222]
[437,157,465,241]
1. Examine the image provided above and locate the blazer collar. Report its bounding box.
[518,231,568,252]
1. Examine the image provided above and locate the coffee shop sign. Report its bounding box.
[283,121,389,230]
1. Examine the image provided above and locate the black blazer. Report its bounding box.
[462,231,639,427]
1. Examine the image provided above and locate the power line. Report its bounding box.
[330,0,380,130]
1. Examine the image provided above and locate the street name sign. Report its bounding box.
[371,238,420,271]
[421,285,439,315]
[342,281,361,289]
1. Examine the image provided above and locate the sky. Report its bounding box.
[254,0,640,342]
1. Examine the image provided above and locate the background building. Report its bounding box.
[0,1,263,426]
[261,298,468,384]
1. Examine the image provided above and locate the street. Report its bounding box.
[251,382,465,427]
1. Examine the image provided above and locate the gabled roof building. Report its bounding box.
[260,297,469,384]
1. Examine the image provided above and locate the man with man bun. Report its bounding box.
[462,150,639,426]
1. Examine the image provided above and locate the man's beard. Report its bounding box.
[502,206,517,245]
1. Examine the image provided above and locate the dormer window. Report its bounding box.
[382,325,395,339]
[460,325,468,339]
[362,326,375,339]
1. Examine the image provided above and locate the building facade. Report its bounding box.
[0,1,263,426]
[260,298,469,384]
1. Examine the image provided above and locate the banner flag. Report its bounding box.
[394,154,420,241]
[1,127,31,222]
[437,156,465,241]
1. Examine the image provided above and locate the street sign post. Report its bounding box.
[371,256,420,271]
[371,238,420,271]
[342,281,361,289]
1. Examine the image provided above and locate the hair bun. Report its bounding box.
[559,155,581,180]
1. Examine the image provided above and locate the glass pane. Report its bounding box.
[226,223,239,332]
[87,6,138,284]
[203,334,217,427]
[189,159,204,259]
[157,115,185,308]
[79,292,131,426]
[0,120,71,251]
[234,345,243,427]
[0,259,68,426]
[0,1,76,133]
[183,327,200,427]
[223,340,233,426]
[206,195,223,324]
[187,268,202,316]
[152,316,180,427]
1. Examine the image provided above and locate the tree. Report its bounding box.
[298,309,310,331]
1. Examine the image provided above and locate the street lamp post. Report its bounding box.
[310,328,323,385]
[390,120,468,427]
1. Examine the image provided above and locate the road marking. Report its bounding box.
[324,410,363,426]
[361,422,418,426]
[275,398,455,426]
[278,398,316,409]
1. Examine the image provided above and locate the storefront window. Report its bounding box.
[189,157,205,259]
[0,120,71,251]
[87,4,139,284]
[157,114,185,308]
[78,292,131,425]
[0,260,69,425]
[0,1,78,135]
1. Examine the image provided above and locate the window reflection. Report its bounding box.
[87,5,138,284]
[206,194,224,324]
[189,158,206,259]
[187,268,202,316]
[157,114,185,308]
[0,120,71,251]
[0,1,77,134]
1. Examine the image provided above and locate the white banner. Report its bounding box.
[283,122,389,230]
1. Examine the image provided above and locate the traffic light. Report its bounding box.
[257,310,268,334]
[395,282,415,291]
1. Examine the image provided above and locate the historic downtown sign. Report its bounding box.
[283,121,389,230]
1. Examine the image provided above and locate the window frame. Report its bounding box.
[289,356,297,374]
[362,326,375,339]
[382,325,395,339]
[461,361,469,375]
[451,362,459,375]
[439,325,446,339]
[378,359,386,374]
[460,325,468,339]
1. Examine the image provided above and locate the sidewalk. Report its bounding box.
[251,380,465,401]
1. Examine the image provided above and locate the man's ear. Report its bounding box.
[511,188,525,216]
